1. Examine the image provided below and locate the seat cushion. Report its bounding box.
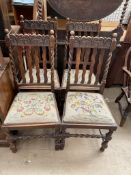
[63,92,116,125]
[4,92,59,125]
[62,69,97,88]
[23,69,60,88]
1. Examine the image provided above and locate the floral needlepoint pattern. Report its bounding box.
[63,92,116,124]
[4,92,59,125]
[62,69,98,88]
[22,69,60,88]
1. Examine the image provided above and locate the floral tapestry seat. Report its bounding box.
[4,92,59,125]
[62,69,98,88]
[63,92,116,125]
[22,69,60,89]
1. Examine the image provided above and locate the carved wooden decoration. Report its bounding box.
[69,35,112,49]
[66,21,101,33]
[9,34,50,47]
[21,19,57,31]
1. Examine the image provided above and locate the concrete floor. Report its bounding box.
[0,87,131,175]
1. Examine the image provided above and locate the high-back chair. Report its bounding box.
[18,15,60,89]
[115,46,131,126]
[62,20,102,89]
[60,31,117,152]
[2,30,61,152]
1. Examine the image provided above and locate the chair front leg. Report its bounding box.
[100,129,114,152]
[55,127,66,150]
[115,91,124,103]
[59,128,66,150]
[55,128,61,150]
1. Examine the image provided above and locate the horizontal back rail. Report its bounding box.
[20,15,57,31]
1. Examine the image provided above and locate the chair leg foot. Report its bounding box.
[60,128,66,150]
[100,130,114,152]
[55,139,65,151]
[115,91,124,103]
[55,137,61,150]
[60,138,65,150]
[9,141,17,153]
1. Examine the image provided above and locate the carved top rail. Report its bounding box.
[20,15,57,31]
[66,20,101,33]
[69,32,114,49]
[7,34,51,47]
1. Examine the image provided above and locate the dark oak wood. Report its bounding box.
[115,46,131,126]
[20,15,57,33]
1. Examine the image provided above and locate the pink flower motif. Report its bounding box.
[17,107,24,112]
[44,105,50,111]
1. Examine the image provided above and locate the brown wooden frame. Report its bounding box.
[2,29,61,152]
[115,46,131,126]
[59,32,117,152]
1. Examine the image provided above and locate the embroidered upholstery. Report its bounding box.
[4,92,59,125]
[62,69,97,88]
[63,92,116,124]
[22,69,60,88]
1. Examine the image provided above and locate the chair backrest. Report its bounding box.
[5,29,55,91]
[123,46,131,100]
[64,20,102,68]
[66,31,117,93]
[20,15,58,68]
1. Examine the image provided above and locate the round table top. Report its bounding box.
[48,0,123,21]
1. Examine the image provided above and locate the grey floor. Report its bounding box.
[0,87,131,175]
